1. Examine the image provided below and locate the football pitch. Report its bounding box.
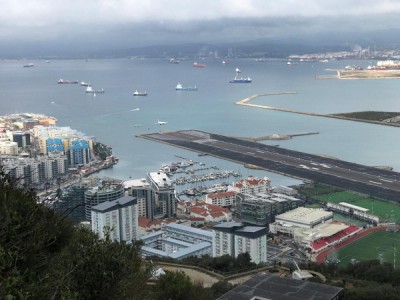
[328,230,400,268]
[315,191,400,223]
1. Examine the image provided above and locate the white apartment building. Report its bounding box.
[0,140,18,155]
[228,176,271,195]
[91,195,138,243]
[213,222,242,258]
[205,191,237,207]
[213,222,268,264]
[234,227,268,264]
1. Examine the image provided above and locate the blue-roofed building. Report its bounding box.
[46,138,64,153]
[67,139,91,166]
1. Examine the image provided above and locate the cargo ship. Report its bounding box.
[133,90,147,96]
[193,62,206,68]
[58,79,78,84]
[175,83,198,91]
[86,86,105,94]
[229,73,252,83]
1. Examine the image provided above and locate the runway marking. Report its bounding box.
[380,178,393,183]
[369,180,382,185]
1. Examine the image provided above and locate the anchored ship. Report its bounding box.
[175,83,198,91]
[133,90,147,96]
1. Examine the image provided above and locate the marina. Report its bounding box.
[157,156,241,198]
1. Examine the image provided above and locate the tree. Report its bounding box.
[0,166,153,299]
[207,281,235,299]
[50,228,153,300]
[0,167,73,299]
[155,270,193,300]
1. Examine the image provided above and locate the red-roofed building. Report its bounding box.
[228,176,270,195]
[189,203,232,222]
[137,216,177,237]
[188,217,206,226]
[205,191,237,207]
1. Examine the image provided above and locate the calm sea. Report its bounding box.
[1,58,400,187]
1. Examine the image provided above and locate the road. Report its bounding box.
[139,130,400,202]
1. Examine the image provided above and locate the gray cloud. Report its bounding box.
[1,1,400,56]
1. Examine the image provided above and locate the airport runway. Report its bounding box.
[139,130,400,202]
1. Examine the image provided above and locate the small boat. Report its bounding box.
[86,85,105,94]
[80,81,90,86]
[175,83,198,91]
[193,62,206,68]
[235,67,241,73]
[23,63,34,68]
[169,58,180,64]
[133,90,147,96]
[58,79,78,84]
[222,60,227,64]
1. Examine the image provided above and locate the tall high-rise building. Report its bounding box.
[52,184,86,223]
[126,171,177,221]
[91,195,138,243]
[12,131,31,148]
[146,171,177,220]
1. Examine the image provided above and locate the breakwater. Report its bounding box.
[236,93,400,128]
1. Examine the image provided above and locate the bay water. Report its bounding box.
[1,58,399,187]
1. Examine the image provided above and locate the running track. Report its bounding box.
[315,226,389,263]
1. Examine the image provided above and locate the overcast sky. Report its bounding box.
[2,0,400,55]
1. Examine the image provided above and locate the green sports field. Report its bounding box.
[327,230,400,268]
[315,191,400,223]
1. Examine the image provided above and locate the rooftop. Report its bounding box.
[217,273,343,300]
[165,223,214,238]
[91,195,137,213]
[276,207,333,225]
[148,171,173,188]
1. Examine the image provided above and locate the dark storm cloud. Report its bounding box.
[1,0,400,55]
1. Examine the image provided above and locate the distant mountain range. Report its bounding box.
[1,35,397,60]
